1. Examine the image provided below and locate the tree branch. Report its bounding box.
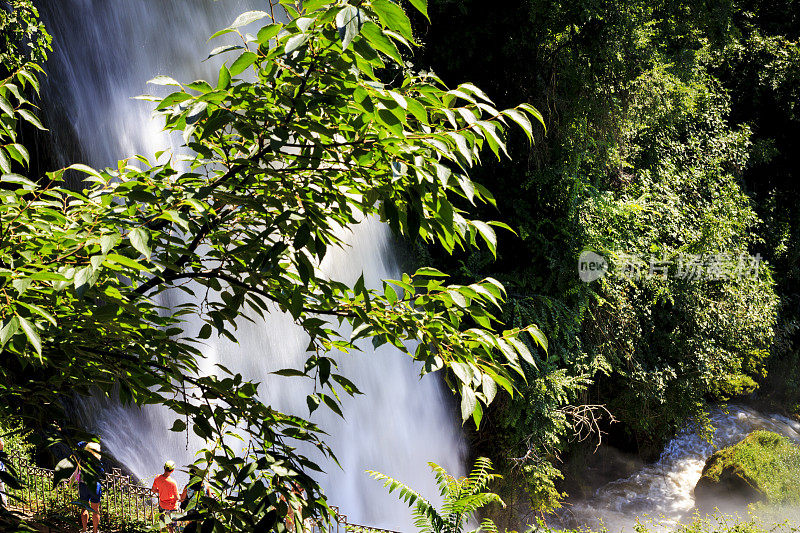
[139,270,354,318]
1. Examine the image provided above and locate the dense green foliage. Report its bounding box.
[698,431,800,505]
[412,0,797,516]
[632,512,800,533]
[0,416,34,460]
[543,512,800,533]
[0,0,544,530]
[0,0,49,177]
[580,72,777,427]
[0,0,49,76]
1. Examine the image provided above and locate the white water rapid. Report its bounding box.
[559,405,800,532]
[38,1,465,528]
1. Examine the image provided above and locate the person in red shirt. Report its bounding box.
[151,460,179,532]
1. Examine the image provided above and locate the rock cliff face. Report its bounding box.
[694,430,800,510]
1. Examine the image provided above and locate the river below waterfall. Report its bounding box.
[553,405,800,532]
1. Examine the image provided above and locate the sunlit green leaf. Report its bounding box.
[128,227,151,259]
[229,51,258,76]
[229,10,269,29]
[17,314,41,357]
[370,0,414,42]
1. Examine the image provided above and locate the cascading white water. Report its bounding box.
[38,1,465,528]
[559,405,800,532]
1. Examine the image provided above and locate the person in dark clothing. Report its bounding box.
[0,438,7,507]
[68,442,103,533]
[180,466,213,533]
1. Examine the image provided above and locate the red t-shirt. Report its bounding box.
[152,474,179,510]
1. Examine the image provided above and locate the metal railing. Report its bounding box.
[2,451,158,528]
[329,508,403,533]
[1,453,402,533]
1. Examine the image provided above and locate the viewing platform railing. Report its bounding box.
[3,451,158,528]
[1,451,402,533]
[323,508,403,533]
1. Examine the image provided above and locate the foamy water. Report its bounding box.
[555,405,800,531]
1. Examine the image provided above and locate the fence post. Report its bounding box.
[111,468,117,526]
[121,470,129,523]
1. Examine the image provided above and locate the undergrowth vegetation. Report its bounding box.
[415,0,798,519]
[536,512,800,533]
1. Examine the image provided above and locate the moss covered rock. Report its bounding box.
[694,430,800,509]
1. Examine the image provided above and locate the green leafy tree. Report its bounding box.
[0,0,544,530]
[579,65,778,444]
[0,0,50,77]
[368,457,503,533]
[412,0,782,521]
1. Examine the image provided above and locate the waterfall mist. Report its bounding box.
[37,1,466,528]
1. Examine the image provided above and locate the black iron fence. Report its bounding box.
[2,451,158,528]
[1,452,403,533]
[330,508,403,533]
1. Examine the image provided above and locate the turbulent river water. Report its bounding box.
[37,1,464,529]
[557,405,800,532]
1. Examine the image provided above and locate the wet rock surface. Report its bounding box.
[694,430,800,511]
[694,457,766,509]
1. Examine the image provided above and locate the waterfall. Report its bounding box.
[559,405,800,532]
[37,1,465,528]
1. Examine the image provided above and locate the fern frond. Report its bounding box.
[467,457,498,493]
[413,501,446,533]
[371,460,503,533]
[447,492,504,515]
[367,470,429,509]
[428,461,457,498]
